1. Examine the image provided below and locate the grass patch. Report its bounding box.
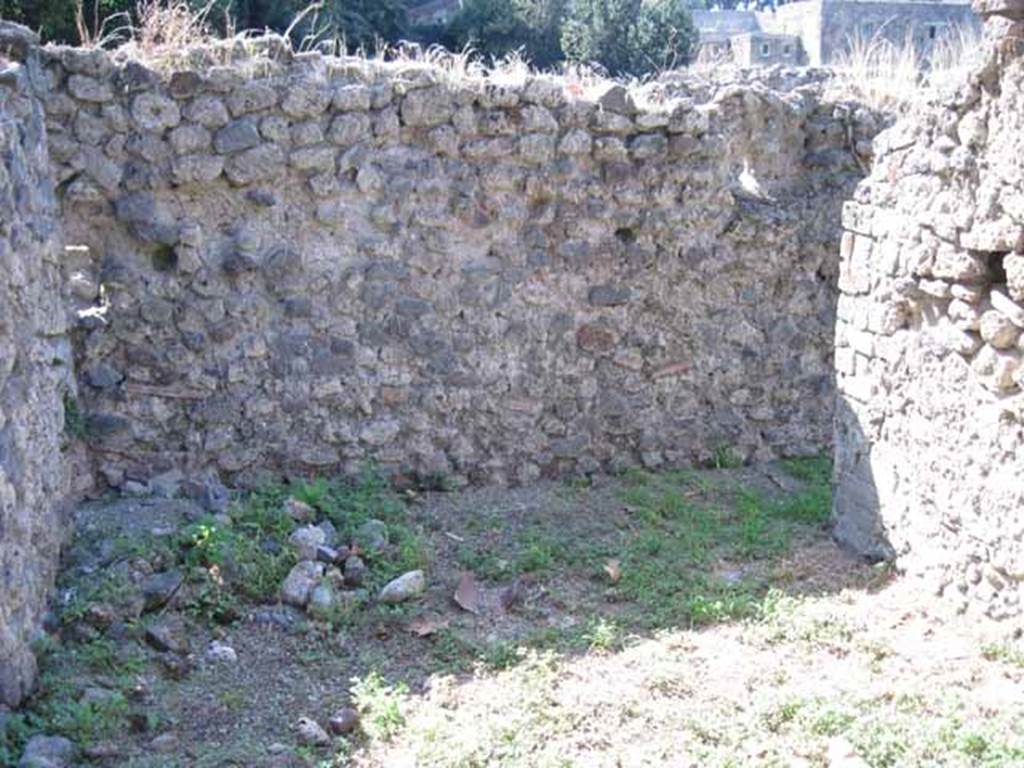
[351,671,409,743]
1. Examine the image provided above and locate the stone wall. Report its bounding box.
[0,25,73,708]
[833,2,1024,623]
[39,41,877,490]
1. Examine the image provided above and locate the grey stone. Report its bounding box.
[169,124,211,154]
[284,497,315,522]
[401,87,452,127]
[185,96,230,128]
[144,618,188,654]
[328,113,371,146]
[343,555,367,586]
[295,717,330,746]
[290,525,327,560]
[224,144,285,185]
[281,82,330,118]
[148,469,184,498]
[214,119,261,153]
[141,570,183,611]
[588,285,631,307]
[204,640,238,664]
[67,74,113,103]
[281,561,324,607]
[17,735,77,768]
[85,362,123,389]
[132,93,181,132]
[594,83,636,115]
[354,519,388,554]
[333,84,372,112]
[227,81,277,116]
[378,570,426,603]
[0,21,39,60]
[114,192,179,245]
[307,582,335,617]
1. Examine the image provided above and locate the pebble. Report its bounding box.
[204,639,238,664]
[328,707,360,735]
[295,716,330,746]
[378,570,426,604]
[148,733,180,753]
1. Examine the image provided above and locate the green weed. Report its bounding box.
[351,671,408,742]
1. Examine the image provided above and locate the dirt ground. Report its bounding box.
[5,462,1024,768]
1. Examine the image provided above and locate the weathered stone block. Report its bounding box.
[132,93,181,132]
[226,81,277,116]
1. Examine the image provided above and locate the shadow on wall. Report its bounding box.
[832,395,894,564]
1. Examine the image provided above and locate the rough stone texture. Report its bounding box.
[37,40,879,490]
[0,50,73,707]
[833,23,1024,624]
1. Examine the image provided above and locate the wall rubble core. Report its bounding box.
[40,42,877,491]
[833,1,1024,624]
[0,24,73,708]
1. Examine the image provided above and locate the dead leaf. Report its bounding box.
[604,559,622,584]
[408,614,450,637]
[454,571,481,614]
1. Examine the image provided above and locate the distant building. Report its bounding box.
[408,0,464,28]
[694,0,980,66]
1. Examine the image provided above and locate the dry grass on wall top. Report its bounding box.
[832,23,985,111]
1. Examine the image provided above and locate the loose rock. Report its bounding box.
[281,561,324,607]
[378,570,426,604]
[295,716,330,746]
[328,707,360,735]
[17,735,77,768]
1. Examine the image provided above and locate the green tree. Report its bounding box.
[516,0,568,68]
[0,0,133,44]
[440,0,566,69]
[561,0,695,76]
[321,0,407,51]
[445,0,532,59]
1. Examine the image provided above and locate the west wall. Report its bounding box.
[41,42,876,490]
[834,9,1024,622]
[0,25,73,708]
